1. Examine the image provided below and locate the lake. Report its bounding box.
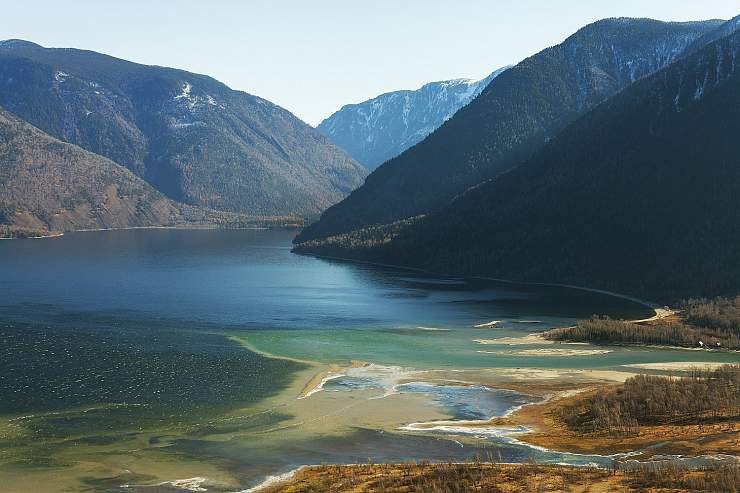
[1,229,736,492]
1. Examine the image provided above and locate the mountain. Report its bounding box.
[296,18,723,244]
[685,14,740,54]
[0,40,367,218]
[317,66,509,170]
[0,108,177,237]
[294,20,740,300]
[0,108,292,238]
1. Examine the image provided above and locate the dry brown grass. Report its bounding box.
[487,368,740,459]
[260,462,739,492]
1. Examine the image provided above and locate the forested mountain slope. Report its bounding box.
[0,108,291,238]
[296,18,722,243]
[0,108,183,237]
[0,40,366,217]
[295,25,740,300]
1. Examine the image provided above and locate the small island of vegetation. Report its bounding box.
[544,297,740,350]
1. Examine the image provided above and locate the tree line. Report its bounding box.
[544,297,740,349]
[557,365,739,436]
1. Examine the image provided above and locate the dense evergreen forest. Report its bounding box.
[296,18,721,243]
[295,24,740,301]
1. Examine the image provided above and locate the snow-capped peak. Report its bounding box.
[317,66,510,170]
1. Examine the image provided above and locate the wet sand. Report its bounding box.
[475,334,554,345]
[622,361,736,371]
[298,361,368,399]
[510,348,612,356]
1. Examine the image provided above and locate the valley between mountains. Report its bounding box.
[2,9,740,493]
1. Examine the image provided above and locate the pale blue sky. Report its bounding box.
[3,1,739,125]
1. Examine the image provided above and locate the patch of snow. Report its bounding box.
[122,477,210,492]
[694,70,709,100]
[54,71,69,82]
[174,82,192,100]
[170,121,206,130]
[174,81,221,110]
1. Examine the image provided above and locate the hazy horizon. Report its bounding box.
[4,0,739,125]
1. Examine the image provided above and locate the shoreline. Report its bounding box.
[249,458,740,492]
[0,223,304,241]
[244,462,600,493]
[484,378,740,459]
[474,303,680,349]
[241,353,738,491]
[297,361,368,399]
[292,251,661,315]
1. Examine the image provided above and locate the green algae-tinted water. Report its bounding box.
[1,229,736,492]
[236,325,739,371]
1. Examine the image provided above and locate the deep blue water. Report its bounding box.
[0,228,650,331]
[0,229,667,491]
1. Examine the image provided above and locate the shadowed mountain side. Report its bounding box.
[294,25,740,301]
[296,18,723,243]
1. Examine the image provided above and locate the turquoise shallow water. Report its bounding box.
[238,325,740,370]
[0,229,737,492]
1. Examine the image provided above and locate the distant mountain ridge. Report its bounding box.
[0,41,367,218]
[296,18,724,244]
[317,66,509,170]
[0,108,196,237]
[295,17,740,300]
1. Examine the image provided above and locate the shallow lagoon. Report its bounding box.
[1,229,737,492]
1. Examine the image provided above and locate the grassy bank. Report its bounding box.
[259,462,739,492]
[261,366,740,492]
[488,365,740,458]
[557,365,739,436]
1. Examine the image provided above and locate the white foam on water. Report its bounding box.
[298,372,346,399]
[298,364,420,400]
[346,363,421,398]
[238,466,306,492]
[400,422,530,439]
[122,476,210,492]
